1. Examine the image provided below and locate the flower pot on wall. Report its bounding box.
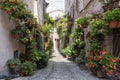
[12,34,20,39]
[109,21,119,28]
[106,70,116,78]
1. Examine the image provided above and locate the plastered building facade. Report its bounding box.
[0,0,45,75]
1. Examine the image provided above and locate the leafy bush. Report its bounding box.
[87,49,120,76]
[56,16,68,39]
[62,46,77,57]
[89,40,102,52]
[21,61,36,76]
[1,0,26,19]
[75,49,86,64]
[72,39,84,48]
[103,8,120,22]
[7,59,21,65]
[36,51,49,69]
[76,17,89,26]
[70,27,83,39]
[89,19,103,36]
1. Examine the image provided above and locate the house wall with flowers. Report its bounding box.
[64,0,120,78]
[23,0,45,24]
[0,9,23,75]
[0,0,45,75]
[65,0,115,54]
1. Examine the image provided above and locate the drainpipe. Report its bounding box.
[34,0,38,22]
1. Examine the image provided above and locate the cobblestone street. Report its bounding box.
[12,50,101,80]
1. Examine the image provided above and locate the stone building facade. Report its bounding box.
[65,0,120,56]
[65,0,103,25]
[0,0,45,75]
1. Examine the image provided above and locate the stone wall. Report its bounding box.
[78,0,113,53]
[65,0,113,53]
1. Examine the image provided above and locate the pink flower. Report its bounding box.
[89,64,95,68]
[98,55,103,60]
[113,65,117,70]
[101,50,107,55]
[111,58,118,63]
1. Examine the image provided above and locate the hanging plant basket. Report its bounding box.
[109,21,119,28]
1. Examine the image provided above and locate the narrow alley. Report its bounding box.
[0,0,120,80]
[12,50,100,80]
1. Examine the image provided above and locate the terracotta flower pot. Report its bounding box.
[97,70,104,78]
[90,68,97,74]
[109,21,119,28]
[19,71,24,76]
[9,64,16,68]
[106,70,116,77]
[13,34,20,38]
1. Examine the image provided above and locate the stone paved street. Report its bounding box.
[12,50,105,80]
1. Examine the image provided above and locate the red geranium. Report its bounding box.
[98,55,103,60]
[10,8,14,12]
[111,58,118,63]
[6,11,10,14]
[101,49,107,55]
[89,63,95,68]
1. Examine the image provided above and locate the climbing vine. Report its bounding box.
[56,16,68,40]
[0,0,50,75]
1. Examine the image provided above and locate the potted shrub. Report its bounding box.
[7,59,21,74]
[75,49,86,65]
[61,46,77,59]
[20,61,36,76]
[103,8,120,28]
[89,19,104,37]
[11,28,22,39]
[87,49,119,78]
[36,51,49,69]
[0,0,26,19]
[76,17,89,28]
[87,50,105,78]
[99,51,120,77]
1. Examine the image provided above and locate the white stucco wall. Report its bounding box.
[0,0,44,75]
[24,0,44,24]
[0,10,22,75]
[49,11,65,20]
[38,0,45,24]
[23,0,34,14]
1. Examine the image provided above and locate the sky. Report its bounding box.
[46,0,65,12]
[46,0,65,19]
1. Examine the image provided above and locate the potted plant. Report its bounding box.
[20,61,36,76]
[11,28,22,39]
[76,17,89,28]
[0,0,26,19]
[99,51,120,77]
[87,49,119,78]
[103,8,120,28]
[7,59,21,74]
[87,50,105,78]
[89,19,104,37]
